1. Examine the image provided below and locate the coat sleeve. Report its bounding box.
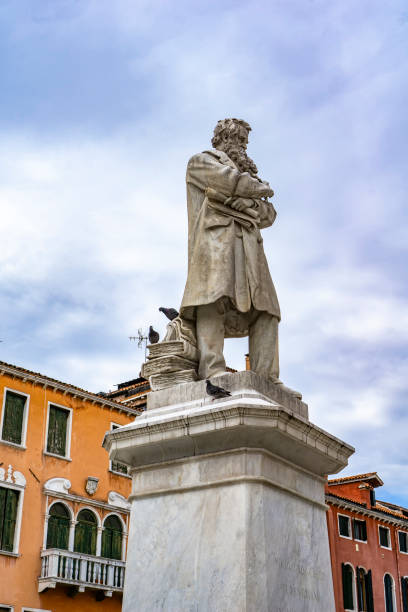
[187,152,272,199]
[253,198,277,229]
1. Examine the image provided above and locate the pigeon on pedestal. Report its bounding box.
[159,307,179,321]
[205,379,231,400]
[148,326,160,344]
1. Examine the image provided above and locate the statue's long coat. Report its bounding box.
[180,149,280,337]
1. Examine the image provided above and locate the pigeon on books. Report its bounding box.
[159,307,179,321]
[148,326,160,344]
[205,379,231,400]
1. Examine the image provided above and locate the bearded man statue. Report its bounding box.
[180,118,285,388]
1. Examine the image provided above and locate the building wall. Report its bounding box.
[0,368,134,611]
[327,482,408,612]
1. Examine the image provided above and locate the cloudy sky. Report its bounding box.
[1,0,407,503]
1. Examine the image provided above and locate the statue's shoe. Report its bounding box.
[269,377,302,400]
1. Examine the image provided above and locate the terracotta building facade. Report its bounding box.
[0,361,144,611]
[326,473,408,612]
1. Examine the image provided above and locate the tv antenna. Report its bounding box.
[129,328,148,360]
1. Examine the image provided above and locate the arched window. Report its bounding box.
[342,563,355,610]
[74,509,97,555]
[46,503,70,550]
[384,574,395,612]
[356,567,374,612]
[101,515,123,560]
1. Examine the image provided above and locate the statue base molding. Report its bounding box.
[103,372,354,611]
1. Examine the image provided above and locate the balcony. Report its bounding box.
[38,548,125,597]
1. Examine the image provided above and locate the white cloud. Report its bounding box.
[1,0,407,504]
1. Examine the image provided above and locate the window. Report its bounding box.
[402,577,408,612]
[384,574,395,612]
[379,526,391,549]
[0,486,20,553]
[46,403,71,458]
[102,515,123,560]
[342,563,355,610]
[399,532,408,553]
[110,424,129,475]
[353,519,367,542]
[339,514,351,538]
[0,606,13,611]
[1,389,28,446]
[356,567,374,612]
[74,509,97,555]
[46,503,70,550]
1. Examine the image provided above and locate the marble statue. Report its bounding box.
[180,118,281,382]
[107,120,353,612]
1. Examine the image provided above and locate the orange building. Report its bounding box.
[0,360,144,611]
[326,473,408,612]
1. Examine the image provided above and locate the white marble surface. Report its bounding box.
[146,371,307,416]
[123,448,335,611]
[104,375,352,611]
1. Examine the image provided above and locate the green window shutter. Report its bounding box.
[402,577,408,612]
[342,563,354,610]
[357,567,363,611]
[384,574,394,612]
[399,532,408,553]
[366,569,374,612]
[0,487,19,552]
[46,503,70,550]
[101,528,109,558]
[0,488,6,550]
[47,405,69,456]
[2,391,26,445]
[111,527,122,559]
[102,515,122,560]
[74,510,97,555]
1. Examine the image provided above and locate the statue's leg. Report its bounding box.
[196,302,227,379]
[248,312,279,379]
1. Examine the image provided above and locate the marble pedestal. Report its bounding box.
[103,372,354,612]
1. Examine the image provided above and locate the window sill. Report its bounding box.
[399,550,408,555]
[108,469,131,479]
[354,539,367,544]
[0,439,26,450]
[339,534,352,540]
[43,452,72,462]
[380,545,392,550]
[0,550,21,558]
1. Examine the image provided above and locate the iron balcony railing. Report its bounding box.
[38,548,125,595]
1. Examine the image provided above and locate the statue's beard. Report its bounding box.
[225,144,259,176]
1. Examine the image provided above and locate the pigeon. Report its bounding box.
[159,307,179,321]
[148,326,160,344]
[205,379,231,400]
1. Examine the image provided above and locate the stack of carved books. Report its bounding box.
[141,318,198,391]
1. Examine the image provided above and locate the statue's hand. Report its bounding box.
[228,197,254,212]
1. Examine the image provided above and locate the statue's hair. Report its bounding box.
[211,118,252,148]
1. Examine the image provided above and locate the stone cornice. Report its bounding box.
[104,394,354,476]
[326,493,408,528]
